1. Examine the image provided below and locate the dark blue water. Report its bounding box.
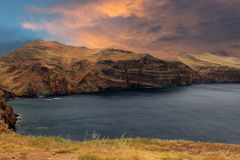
[10,84,240,144]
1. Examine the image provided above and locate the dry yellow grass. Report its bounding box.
[194,53,240,69]
[0,133,240,160]
[178,52,240,69]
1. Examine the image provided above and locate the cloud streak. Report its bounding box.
[21,0,240,58]
[21,22,38,30]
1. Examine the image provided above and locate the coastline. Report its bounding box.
[5,82,240,129]
[8,83,240,145]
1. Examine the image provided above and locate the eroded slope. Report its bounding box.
[0,41,197,96]
[178,52,240,83]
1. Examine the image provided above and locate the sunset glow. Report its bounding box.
[1,0,240,58]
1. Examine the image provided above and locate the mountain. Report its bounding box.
[0,41,197,97]
[0,40,239,98]
[178,52,240,83]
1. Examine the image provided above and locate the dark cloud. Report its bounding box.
[19,0,240,58]
[231,44,240,49]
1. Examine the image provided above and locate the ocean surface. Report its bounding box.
[10,84,240,144]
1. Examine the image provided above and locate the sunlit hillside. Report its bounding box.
[178,52,240,69]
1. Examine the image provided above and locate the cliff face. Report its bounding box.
[0,41,198,96]
[178,53,240,83]
[75,55,198,93]
[0,89,17,131]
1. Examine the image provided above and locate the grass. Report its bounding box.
[1,133,240,160]
[178,52,240,69]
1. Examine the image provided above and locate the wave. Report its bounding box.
[44,97,61,101]
[44,99,54,101]
[17,114,23,120]
[53,97,61,100]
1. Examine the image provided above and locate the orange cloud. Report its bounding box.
[29,0,147,21]
[22,0,151,48]
[21,0,240,59]
[96,0,146,17]
[21,22,38,30]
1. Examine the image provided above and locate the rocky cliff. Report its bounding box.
[0,41,198,97]
[0,88,17,132]
[178,52,240,83]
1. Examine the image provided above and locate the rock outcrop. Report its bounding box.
[0,89,17,131]
[0,120,11,133]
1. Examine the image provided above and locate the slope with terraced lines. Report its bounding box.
[0,41,197,97]
[178,52,240,83]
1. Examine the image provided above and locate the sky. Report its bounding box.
[1,0,240,58]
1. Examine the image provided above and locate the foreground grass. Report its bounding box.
[1,133,240,160]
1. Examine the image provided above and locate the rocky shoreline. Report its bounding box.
[0,89,18,132]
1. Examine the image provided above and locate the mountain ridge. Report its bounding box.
[0,41,198,97]
[0,41,239,98]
